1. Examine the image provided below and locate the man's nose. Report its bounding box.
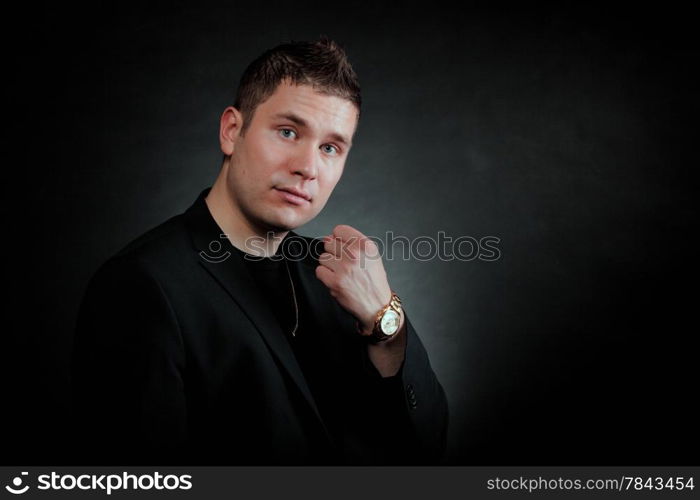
[289,143,319,180]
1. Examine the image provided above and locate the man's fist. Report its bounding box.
[315,224,393,335]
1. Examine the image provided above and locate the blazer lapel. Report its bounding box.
[182,188,331,441]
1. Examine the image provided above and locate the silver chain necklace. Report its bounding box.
[284,259,299,337]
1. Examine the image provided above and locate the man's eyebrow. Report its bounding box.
[272,112,352,147]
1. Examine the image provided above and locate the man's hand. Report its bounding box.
[315,225,393,336]
[315,225,407,376]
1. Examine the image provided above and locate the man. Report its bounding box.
[72,38,448,465]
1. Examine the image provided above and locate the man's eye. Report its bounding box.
[322,144,339,155]
[279,129,297,139]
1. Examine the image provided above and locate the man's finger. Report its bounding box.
[315,264,336,289]
[332,224,365,243]
[324,234,361,260]
[318,252,341,272]
[323,235,345,257]
[331,225,370,259]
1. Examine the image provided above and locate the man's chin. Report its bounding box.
[261,216,307,233]
[251,206,315,234]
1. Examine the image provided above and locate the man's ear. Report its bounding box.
[219,106,244,156]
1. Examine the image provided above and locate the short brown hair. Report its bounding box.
[233,37,361,135]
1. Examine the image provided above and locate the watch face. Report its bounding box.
[380,309,400,335]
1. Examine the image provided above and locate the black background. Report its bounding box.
[4,2,698,464]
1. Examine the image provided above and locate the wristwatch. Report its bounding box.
[364,291,403,343]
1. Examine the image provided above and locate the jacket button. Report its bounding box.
[406,384,417,409]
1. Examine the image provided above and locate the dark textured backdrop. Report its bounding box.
[5,2,697,464]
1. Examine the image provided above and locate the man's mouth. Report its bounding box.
[274,187,311,206]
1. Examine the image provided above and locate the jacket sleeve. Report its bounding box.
[71,255,188,463]
[399,312,449,462]
[358,311,449,464]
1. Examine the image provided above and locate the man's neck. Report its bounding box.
[205,167,288,258]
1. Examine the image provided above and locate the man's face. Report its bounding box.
[222,80,358,234]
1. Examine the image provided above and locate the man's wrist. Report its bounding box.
[366,309,406,377]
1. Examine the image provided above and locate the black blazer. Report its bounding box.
[72,187,448,465]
